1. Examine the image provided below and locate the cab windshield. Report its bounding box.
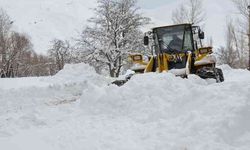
[154,25,194,53]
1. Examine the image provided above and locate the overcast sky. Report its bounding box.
[138,0,176,9]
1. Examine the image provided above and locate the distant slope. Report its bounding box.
[0,0,96,54]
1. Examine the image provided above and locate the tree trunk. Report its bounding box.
[248,6,250,70]
[115,56,122,77]
[108,63,120,78]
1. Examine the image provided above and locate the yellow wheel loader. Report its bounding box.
[112,24,224,86]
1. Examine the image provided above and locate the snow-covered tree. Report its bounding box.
[77,0,150,77]
[172,0,206,25]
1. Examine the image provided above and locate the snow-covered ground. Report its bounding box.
[0,63,250,150]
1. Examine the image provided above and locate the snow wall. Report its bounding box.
[80,65,250,150]
[1,63,250,150]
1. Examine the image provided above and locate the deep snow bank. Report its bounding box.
[81,67,250,150]
[0,77,49,90]
[0,63,108,139]
[1,64,250,150]
[49,63,109,86]
[0,63,108,116]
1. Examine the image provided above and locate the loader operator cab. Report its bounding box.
[154,24,194,54]
[144,24,205,54]
[144,24,205,70]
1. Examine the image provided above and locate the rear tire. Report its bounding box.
[111,74,134,86]
[112,80,127,86]
[214,68,224,83]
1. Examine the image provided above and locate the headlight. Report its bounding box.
[199,47,212,54]
[132,55,143,62]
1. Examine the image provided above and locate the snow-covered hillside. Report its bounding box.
[0,0,96,53]
[0,63,250,150]
[0,0,235,53]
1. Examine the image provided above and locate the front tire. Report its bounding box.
[196,67,224,83]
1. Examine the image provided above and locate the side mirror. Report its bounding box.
[144,36,149,45]
[199,31,205,39]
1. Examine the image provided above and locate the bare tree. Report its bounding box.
[77,0,150,77]
[7,32,32,77]
[0,8,12,77]
[217,22,237,67]
[172,0,205,25]
[229,0,250,68]
[232,0,250,18]
[0,32,33,78]
[0,8,35,77]
[217,20,248,68]
[48,39,71,71]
